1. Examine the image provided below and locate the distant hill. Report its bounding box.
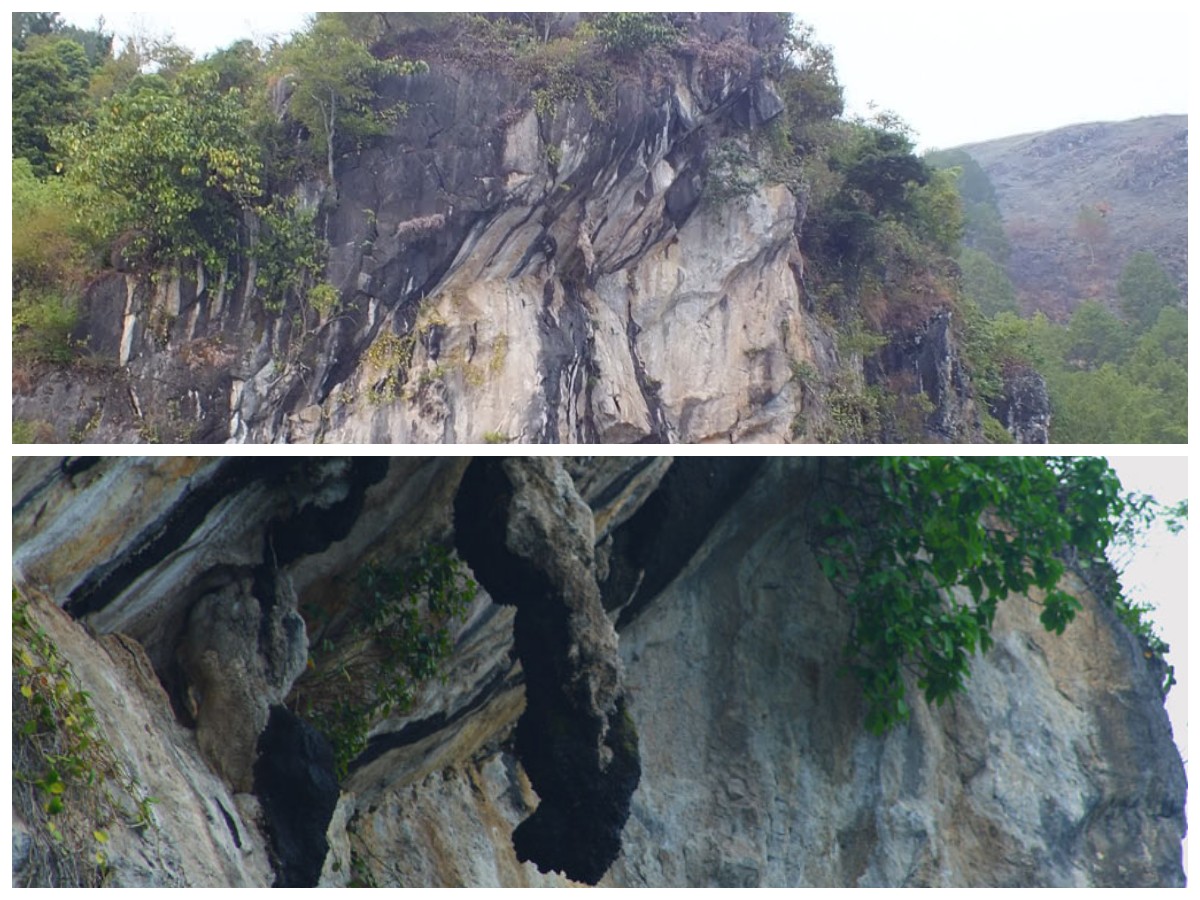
[958,115,1187,318]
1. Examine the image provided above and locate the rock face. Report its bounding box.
[12,14,984,444]
[11,457,1185,887]
[994,364,1053,443]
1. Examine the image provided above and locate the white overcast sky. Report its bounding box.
[57,1,1189,150]
[1106,457,1188,767]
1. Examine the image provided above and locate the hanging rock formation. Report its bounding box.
[454,458,640,883]
[11,457,1185,887]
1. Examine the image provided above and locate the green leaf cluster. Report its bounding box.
[812,457,1135,734]
[57,67,263,274]
[295,545,477,778]
[926,149,1187,443]
[276,14,427,183]
[254,197,326,314]
[12,587,156,886]
[594,13,680,57]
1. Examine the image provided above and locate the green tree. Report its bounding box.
[594,13,679,57]
[58,67,263,273]
[11,159,87,292]
[1117,251,1181,331]
[276,14,427,188]
[1124,307,1187,428]
[909,167,964,254]
[812,457,1176,733]
[959,248,1018,317]
[12,37,92,175]
[12,161,88,366]
[925,149,1011,264]
[1047,365,1174,443]
[12,12,63,47]
[1062,300,1132,369]
[13,12,114,65]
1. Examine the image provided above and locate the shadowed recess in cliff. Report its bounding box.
[453,457,641,885]
[605,457,767,627]
[253,705,340,888]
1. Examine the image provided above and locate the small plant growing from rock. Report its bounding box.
[294,546,477,778]
[12,587,157,886]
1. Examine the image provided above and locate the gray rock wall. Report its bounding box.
[11,457,1184,886]
[14,14,985,444]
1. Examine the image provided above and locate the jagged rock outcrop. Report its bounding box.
[11,457,1185,886]
[993,364,1052,443]
[12,14,984,444]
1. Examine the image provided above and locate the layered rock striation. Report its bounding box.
[11,457,1185,886]
[14,14,990,444]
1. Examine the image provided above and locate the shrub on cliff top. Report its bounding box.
[594,13,679,57]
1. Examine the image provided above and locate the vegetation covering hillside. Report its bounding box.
[9,12,1184,442]
[927,135,1187,443]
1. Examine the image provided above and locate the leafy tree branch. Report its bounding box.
[811,457,1181,733]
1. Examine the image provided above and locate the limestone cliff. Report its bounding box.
[13,14,991,444]
[11,456,1184,887]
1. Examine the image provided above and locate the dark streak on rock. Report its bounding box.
[352,666,522,772]
[65,459,285,619]
[607,458,766,626]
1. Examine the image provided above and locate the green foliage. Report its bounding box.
[12,587,157,886]
[1062,300,1133,369]
[824,382,882,443]
[58,67,263,273]
[908,167,964,254]
[254,198,325,313]
[1049,364,1185,444]
[836,318,888,358]
[812,457,1135,733]
[959,247,1018,318]
[276,14,427,183]
[12,12,64,47]
[516,20,610,122]
[482,430,511,444]
[364,331,416,405]
[594,13,679,57]
[925,149,1009,263]
[12,289,79,366]
[772,22,843,153]
[196,39,266,95]
[704,140,762,206]
[961,299,1186,443]
[804,120,936,290]
[12,158,89,293]
[307,282,342,318]
[923,149,995,207]
[1117,251,1181,331]
[12,37,92,176]
[1126,307,1187,396]
[298,546,477,778]
[979,303,1185,444]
